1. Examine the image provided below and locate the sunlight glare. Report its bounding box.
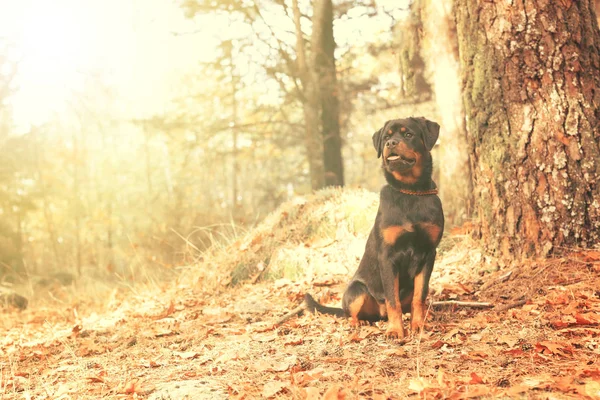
[19,3,87,86]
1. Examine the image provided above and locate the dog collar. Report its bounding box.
[396,188,438,196]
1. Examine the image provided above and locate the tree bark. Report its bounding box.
[312,0,344,187]
[455,0,600,259]
[420,0,473,226]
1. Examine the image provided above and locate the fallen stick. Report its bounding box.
[480,270,513,291]
[431,300,493,309]
[275,303,306,326]
[278,299,497,325]
[493,300,528,312]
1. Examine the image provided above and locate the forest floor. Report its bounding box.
[2,189,600,399]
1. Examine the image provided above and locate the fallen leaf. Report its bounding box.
[86,376,105,383]
[583,381,600,399]
[313,277,338,287]
[469,372,485,384]
[293,368,324,385]
[504,385,529,396]
[383,348,406,357]
[504,349,525,357]
[252,324,276,333]
[204,313,232,325]
[78,339,106,356]
[575,313,600,325]
[140,359,162,368]
[497,335,519,348]
[443,328,466,341]
[580,250,600,262]
[174,351,199,359]
[322,385,346,400]
[262,381,288,398]
[554,376,575,392]
[348,331,361,342]
[535,341,574,357]
[408,377,431,393]
[284,338,304,346]
[71,324,82,336]
[348,326,380,342]
[119,379,139,394]
[153,300,175,320]
[462,351,488,361]
[254,356,297,372]
[456,385,490,398]
[303,386,320,400]
[251,334,277,342]
[215,351,240,363]
[581,369,600,379]
[546,292,570,305]
[550,319,573,329]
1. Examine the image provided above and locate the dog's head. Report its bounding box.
[372,117,440,184]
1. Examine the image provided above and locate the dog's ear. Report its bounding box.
[414,117,440,151]
[372,120,391,158]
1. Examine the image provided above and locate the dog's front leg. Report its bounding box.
[379,252,405,339]
[411,251,435,333]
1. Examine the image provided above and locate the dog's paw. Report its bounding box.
[384,325,405,339]
[350,318,372,328]
[410,319,426,334]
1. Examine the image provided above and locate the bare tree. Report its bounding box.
[313,0,344,187]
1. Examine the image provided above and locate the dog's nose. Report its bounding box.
[385,139,398,148]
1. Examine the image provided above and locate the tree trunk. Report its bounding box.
[420,0,473,226]
[397,3,432,100]
[594,0,600,26]
[312,0,344,187]
[455,0,600,259]
[293,0,325,190]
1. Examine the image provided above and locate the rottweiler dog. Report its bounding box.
[305,117,444,338]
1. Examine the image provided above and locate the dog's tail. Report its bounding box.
[304,293,345,318]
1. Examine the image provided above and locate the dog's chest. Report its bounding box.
[377,189,443,247]
[381,193,437,224]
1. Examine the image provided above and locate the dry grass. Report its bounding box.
[180,187,380,291]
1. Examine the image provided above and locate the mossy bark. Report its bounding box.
[455,0,600,259]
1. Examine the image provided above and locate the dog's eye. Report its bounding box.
[404,131,413,138]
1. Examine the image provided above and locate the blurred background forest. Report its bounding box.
[0,0,454,285]
[1,0,599,289]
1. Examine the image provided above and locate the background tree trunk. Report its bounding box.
[293,0,325,190]
[312,0,344,187]
[455,0,600,260]
[397,4,432,101]
[419,0,473,226]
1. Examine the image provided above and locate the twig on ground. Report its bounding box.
[431,300,493,309]
[494,300,528,312]
[275,303,306,326]
[480,270,513,292]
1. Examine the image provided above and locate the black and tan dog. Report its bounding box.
[305,117,444,338]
